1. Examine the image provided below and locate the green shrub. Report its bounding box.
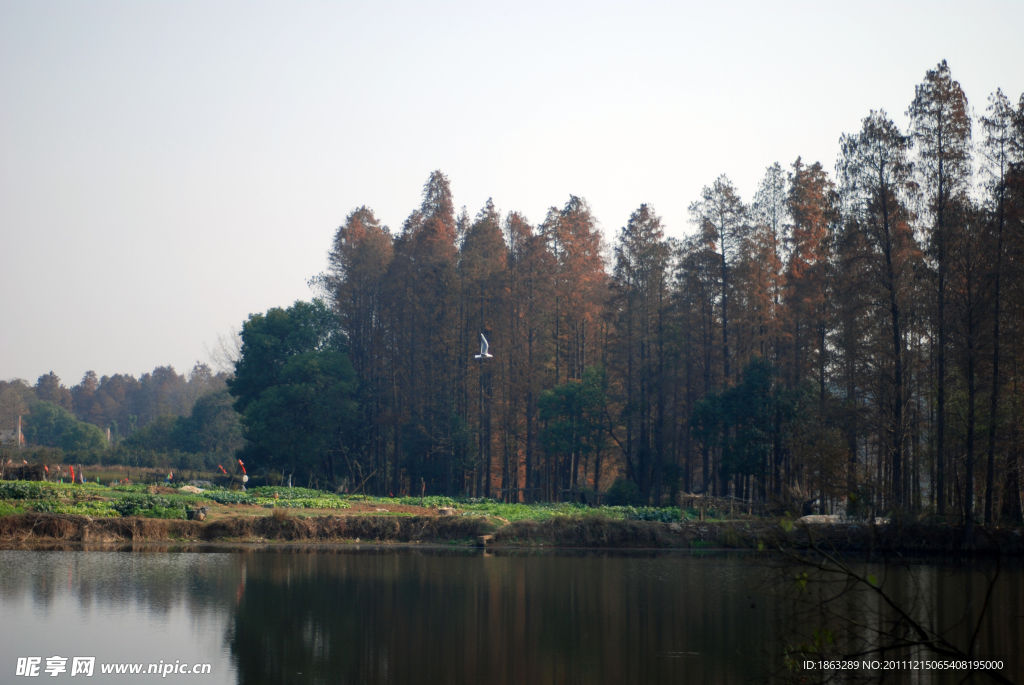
[202,491,254,505]
[255,497,350,509]
[248,486,330,500]
[31,500,118,517]
[577,487,598,505]
[454,501,592,522]
[340,494,457,508]
[111,484,151,493]
[145,506,188,519]
[0,502,25,516]
[0,481,46,500]
[112,495,187,519]
[604,478,642,506]
[0,481,83,500]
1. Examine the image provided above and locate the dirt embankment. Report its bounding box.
[0,512,501,544]
[0,513,1021,554]
[490,517,1024,553]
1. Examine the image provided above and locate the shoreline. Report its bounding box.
[1,513,1021,556]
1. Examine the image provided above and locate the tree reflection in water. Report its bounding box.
[227,548,778,685]
[2,546,1016,685]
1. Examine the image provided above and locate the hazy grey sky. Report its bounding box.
[2,0,1022,387]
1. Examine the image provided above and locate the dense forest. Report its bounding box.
[275,61,1022,522]
[0,363,243,470]
[5,62,1024,524]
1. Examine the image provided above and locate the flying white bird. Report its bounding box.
[475,333,493,359]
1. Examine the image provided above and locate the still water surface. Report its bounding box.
[0,547,1020,684]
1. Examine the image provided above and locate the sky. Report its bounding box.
[2,0,1023,387]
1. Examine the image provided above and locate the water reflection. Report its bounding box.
[0,547,1020,685]
[0,549,238,684]
[228,549,776,685]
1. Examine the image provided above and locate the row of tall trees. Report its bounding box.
[317,180,611,501]
[314,62,1022,522]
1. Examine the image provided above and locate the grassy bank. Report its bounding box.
[2,479,1021,553]
[0,479,691,523]
[1,512,1021,554]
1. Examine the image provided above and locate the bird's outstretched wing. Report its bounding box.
[475,333,493,359]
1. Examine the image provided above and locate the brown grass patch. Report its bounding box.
[0,513,207,543]
[492,516,674,547]
[202,514,498,542]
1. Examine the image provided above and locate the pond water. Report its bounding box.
[0,547,1020,684]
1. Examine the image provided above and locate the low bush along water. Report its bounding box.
[1,479,686,522]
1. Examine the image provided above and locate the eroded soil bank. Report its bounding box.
[1,513,1022,554]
